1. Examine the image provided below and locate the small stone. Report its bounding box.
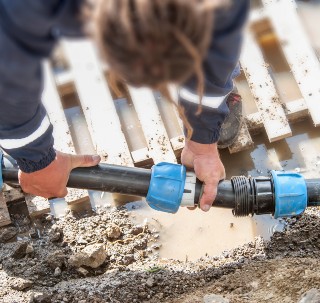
[134,239,148,250]
[48,225,63,242]
[29,228,38,239]
[45,215,53,222]
[203,294,230,303]
[130,225,144,235]
[26,244,34,254]
[10,277,33,291]
[77,236,88,245]
[11,241,28,259]
[48,230,62,242]
[299,289,320,303]
[151,243,162,250]
[33,292,52,303]
[68,244,106,269]
[146,277,154,288]
[77,267,89,276]
[106,224,121,239]
[46,251,66,269]
[0,227,18,243]
[54,267,62,277]
[120,254,134,266]
[51,232,61,242]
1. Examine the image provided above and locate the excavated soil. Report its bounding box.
[1,205,320,303]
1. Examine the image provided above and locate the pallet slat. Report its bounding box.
[43,62,75,154]
[240,30,292,142]
[42,62,89,206]
[154,92,185,152]
[262,0,320,126]
[128,87,177,164]
[63,40,134,167]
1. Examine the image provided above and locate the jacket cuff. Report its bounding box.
[179,98,229,145]
[184,126,221,144]
[16,146,56,173]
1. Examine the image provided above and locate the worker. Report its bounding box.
[0,0,249,211]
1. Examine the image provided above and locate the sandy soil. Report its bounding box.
[1,205,320,303]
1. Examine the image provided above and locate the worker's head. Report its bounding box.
[87,0,224,139]
[93,0,222,90]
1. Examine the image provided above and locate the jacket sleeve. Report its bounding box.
[0,0,84,173]
[179,0,250,144]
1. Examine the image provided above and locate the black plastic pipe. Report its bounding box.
[2,163,152,197]
[2,160,320,217]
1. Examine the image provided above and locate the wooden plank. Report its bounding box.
[240,30,292,142]
[228,122,254,154]
[131,147,151,164]
[262,0,320,126]
[3,188,25,203]
[113,98,150,164]
[0,193,11,227]
[55,73,186,154]
[284,98,309,120]
[250,8,267,25]
[246,98,309,132]
[63,39,134,167]
[168,86,185,152]
[154,91,185,152]
[43,62,74,154]
[55,70,74,96]
[43,62,89,205]
[168,86,184,132]
[128,87,177,164]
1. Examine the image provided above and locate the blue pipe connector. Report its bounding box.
[146,162,186,213]
[271,170,307,219]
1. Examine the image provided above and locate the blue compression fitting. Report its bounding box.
[271,170,307,218]
[146,162,186,213]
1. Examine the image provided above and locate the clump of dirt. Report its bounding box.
[1,207,320,303]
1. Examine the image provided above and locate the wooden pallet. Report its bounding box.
[230,0,320,153]
[2,0,319,226]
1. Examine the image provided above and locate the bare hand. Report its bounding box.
[181,140,225,212]
[19,151,101,198]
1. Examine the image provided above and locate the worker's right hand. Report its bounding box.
[18,151,101,198]
[181,140,225,212]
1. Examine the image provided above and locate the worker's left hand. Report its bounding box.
[18,151,101,198]
[181,140,225,212]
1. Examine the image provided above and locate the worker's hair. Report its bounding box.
[91,0,224,138]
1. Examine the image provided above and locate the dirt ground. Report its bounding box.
[1,204,320,303]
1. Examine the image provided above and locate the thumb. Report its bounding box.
[70,154,101,169]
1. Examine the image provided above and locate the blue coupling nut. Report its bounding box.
[271,170,307,219]
[146,162,186,213]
